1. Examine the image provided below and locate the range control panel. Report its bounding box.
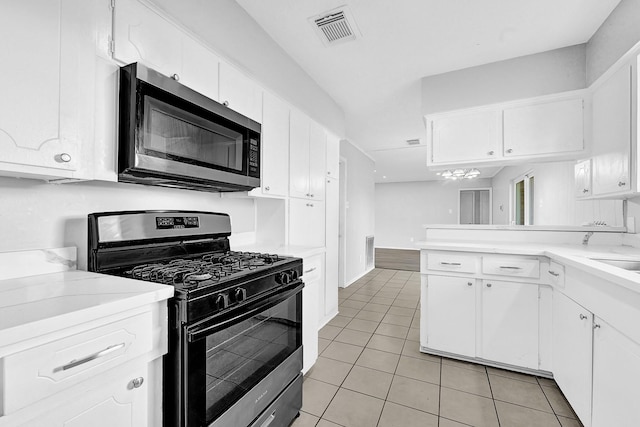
[156,216,200,229]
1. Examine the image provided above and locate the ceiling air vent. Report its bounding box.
[310,6,361,47]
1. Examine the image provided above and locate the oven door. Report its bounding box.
[177,282,303,427]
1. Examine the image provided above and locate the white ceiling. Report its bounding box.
[234,0,620,183]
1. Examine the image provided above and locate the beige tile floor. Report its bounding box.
[291,268,583,427]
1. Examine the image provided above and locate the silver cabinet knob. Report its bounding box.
[264,186,270,191]
[487,151,494,155]
[583,189,589,193]
[328,171,332,175]
[618,181,626,187]
[593,323,601,329]
[579,314,588,320]
[506,149,513,154]
[55,153,72,163]
[486,283,492,288]
[306,203,314,207]
[131,377,144,388]
[171,73,180,81]
[223,100,229,107]
[467,282,473,286]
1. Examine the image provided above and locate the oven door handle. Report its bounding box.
[186,282,304,343]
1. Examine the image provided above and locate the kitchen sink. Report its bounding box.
[590,258,640,272]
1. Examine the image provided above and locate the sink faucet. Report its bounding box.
[582,231,594,246]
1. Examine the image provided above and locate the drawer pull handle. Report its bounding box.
[304,267,317,274]
[440,262,461,266]
[260,411,277,427]
[548,270,560,277]
[499,266,522,270]
[55,343,125,372]
[579,314,588,320]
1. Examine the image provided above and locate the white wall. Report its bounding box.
[421,45,586,115]
[586,0,640,84]
[0,177,255,270]
[375,179,492,249]
[149,0,345,137]
[491,162,624,226]
[341,141,375,284]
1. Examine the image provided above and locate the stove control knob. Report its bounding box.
[211,294,228,310]
[276,272,291,285]
[289,270,299,281]
[233,288,247,302]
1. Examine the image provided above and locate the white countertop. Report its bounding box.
[417,240,640,293]
[422,224,626,232]
[0,270,174,348]
[234,243,326,259]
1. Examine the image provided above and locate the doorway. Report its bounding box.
[459,188,492,224]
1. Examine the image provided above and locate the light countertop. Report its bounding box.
[234,243,326,259]
[0,270,174,348]
[417,240,640,294]
[422,224,626,232]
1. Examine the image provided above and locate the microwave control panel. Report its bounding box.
[249,138,260,177]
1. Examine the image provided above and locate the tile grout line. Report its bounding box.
[485,367,502,427]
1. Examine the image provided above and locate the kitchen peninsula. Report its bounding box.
[418,225,640,427]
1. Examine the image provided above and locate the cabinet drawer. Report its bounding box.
[547,261,565,288]
[426,253,478,274]
[2,311,153,414]
[302,254,323,283]
[482,257,540,278]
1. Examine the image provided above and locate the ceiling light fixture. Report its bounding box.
[440,168,481,180]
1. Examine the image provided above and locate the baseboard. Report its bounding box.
[341,266,375,288]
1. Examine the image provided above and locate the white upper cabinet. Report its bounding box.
[326,132,340,178]
[113,0,220,103]
[308,121,327,200]
[426,92,587,168]
[590,61,633,197]
[250,92,289,197]
[0,0,107,180]
[289,109,326,200]
[428,109,501,165]
[503,97,584,157]
[575,159,592,199]
[218,62,263,123]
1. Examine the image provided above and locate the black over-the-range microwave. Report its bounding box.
[118,62,261,192]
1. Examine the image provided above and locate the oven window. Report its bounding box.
[202,293,301,422]
[143,96,244,172]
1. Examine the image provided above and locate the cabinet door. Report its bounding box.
[575,159,592,198]
[289,198,325,247]
[113,0,182,76]
[289,109,311,198]
[256,92,290,197]
[424,275,476,357]
[429,109,501,164]
[326,132,340,178]
[0,0,99,176]
[181,39,220,102]
[481,280,538,369]
[503,98,584,157]
[22,364,149,427]
[591,63,632,196]
[552,292,593,427]
[592,318,640,427]
[308,121,327,201]
[302,258,321,374]
[325,177,340,317]
[219,61,263,123]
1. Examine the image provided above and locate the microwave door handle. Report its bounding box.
[186,283,304,343]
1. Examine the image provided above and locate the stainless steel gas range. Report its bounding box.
[87,210,303,427]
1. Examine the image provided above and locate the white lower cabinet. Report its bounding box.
[481,280,538,369]
[591,317,640,427]
[289,198,326,247]
[23,362,149,427]
[301,254,324,374]
[424,275,476,357]
[552,292,593,427]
